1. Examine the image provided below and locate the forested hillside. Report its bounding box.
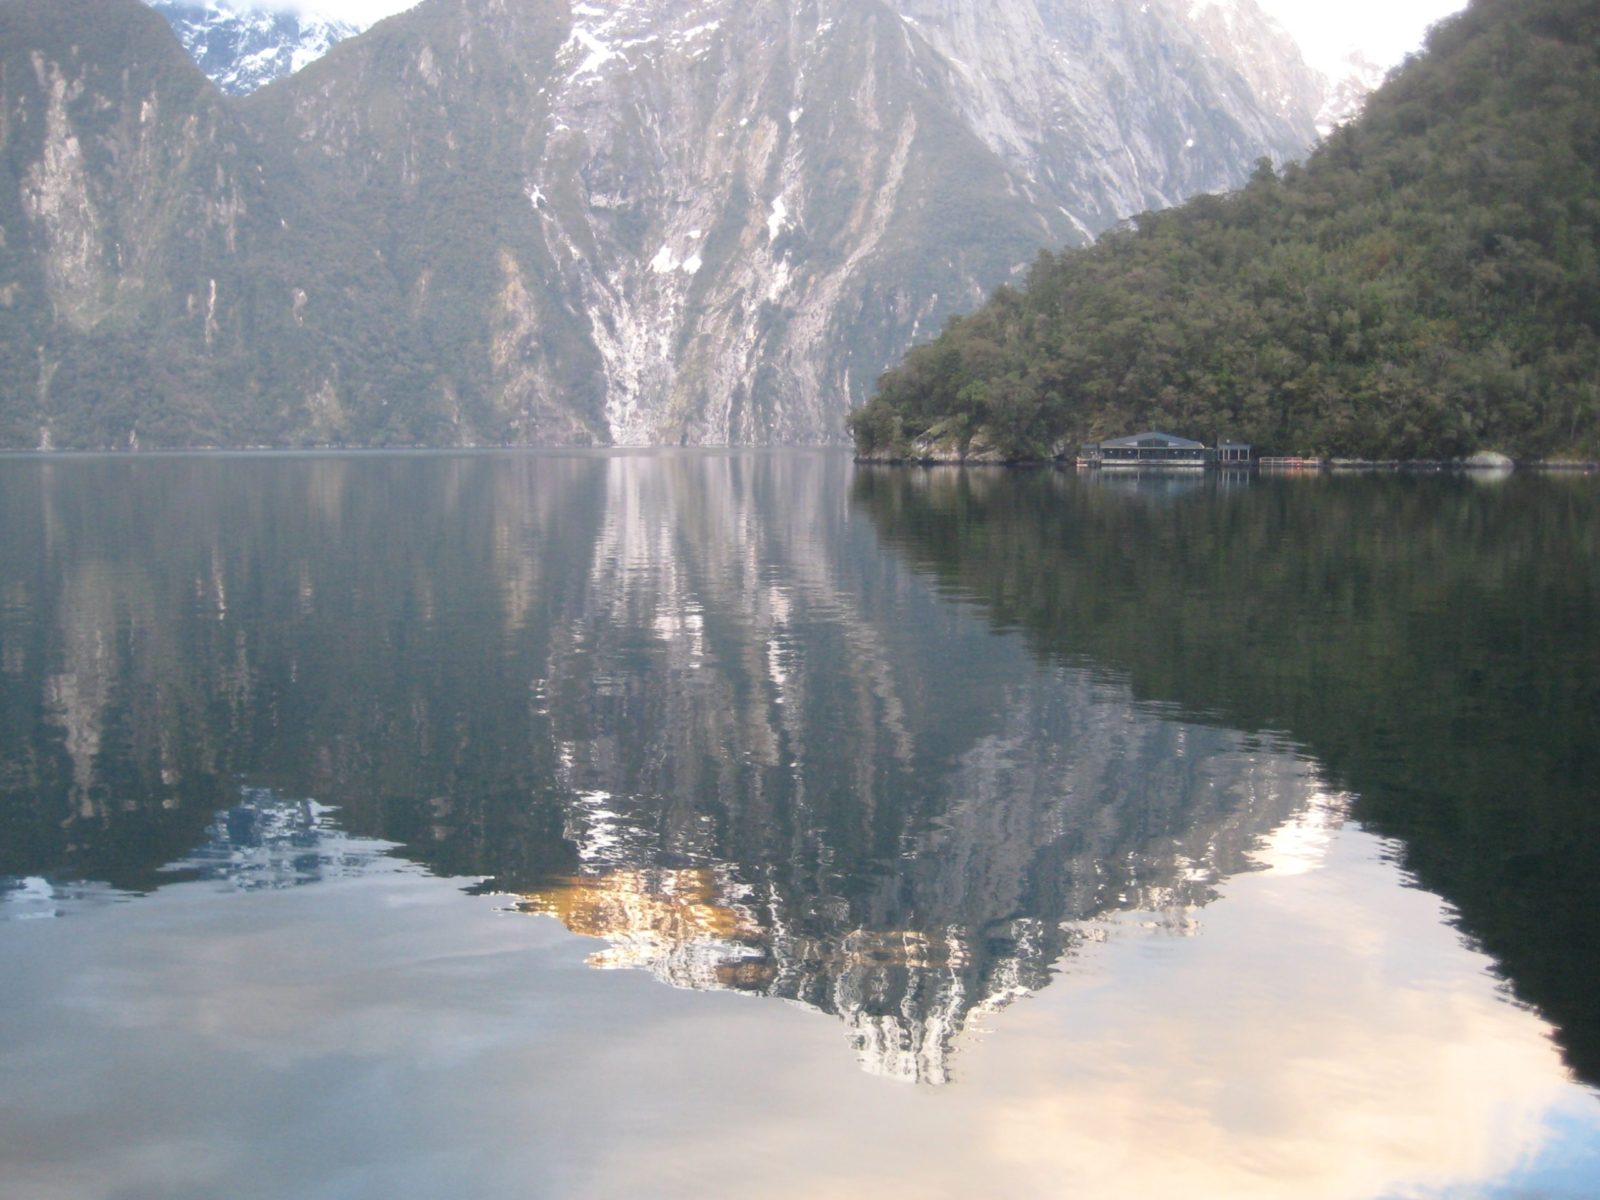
[849,0,1600,461]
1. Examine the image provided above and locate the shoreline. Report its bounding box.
[852,453,1599,472]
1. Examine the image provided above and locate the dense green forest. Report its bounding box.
[849,0,1600,462]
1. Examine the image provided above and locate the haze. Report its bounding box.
[265,0,1470,73]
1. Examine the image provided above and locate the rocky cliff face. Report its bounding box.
[1,0,1326,446]
[0,0,297,448]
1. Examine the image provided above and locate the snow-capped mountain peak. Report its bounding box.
[150,1,362,95]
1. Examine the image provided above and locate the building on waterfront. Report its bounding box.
[1077,432,1253,469]
[1217,440,1254,466]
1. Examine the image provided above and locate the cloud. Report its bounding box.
[225,0,419,28]
[1256,0,1469,74]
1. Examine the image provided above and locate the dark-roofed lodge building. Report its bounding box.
[1079,431,1213,469]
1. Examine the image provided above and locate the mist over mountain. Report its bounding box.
[1,0,1326,448]
[1315,48,1389,132]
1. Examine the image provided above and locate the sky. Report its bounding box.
[1255,0,1469,74]
[257,0,1471,77]
[244,0,415,26]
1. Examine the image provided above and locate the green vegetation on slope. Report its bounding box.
[849,0,1600,462]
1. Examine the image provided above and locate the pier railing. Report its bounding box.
[1259,456,1324,469]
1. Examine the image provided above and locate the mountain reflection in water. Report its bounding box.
[0,453,1596,1125]
[505,711,1339,1083]
[0,453,1354,1084]
[854,463,1600,1084]
[0,791,412,918]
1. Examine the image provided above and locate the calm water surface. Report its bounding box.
[1,452,1598,1198]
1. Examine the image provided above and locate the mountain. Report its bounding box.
[848,0,1600,462]
[1315,48,1389,132]
[1,0,1327,448]
[0,0,296,449]
[150,1,361,95]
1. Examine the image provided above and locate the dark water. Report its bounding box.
[1,452,1598,1198]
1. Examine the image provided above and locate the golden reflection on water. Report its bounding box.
[512,868,763,976]
[516,869,976,974]
[510,865,1030,1083]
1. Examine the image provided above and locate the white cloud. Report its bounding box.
[232,0,419,27]
[1256,0,1470,75]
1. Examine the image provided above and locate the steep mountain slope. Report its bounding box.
[0,0,431,449]
[151,1,360,95]
[1,0,1326,447]
[849,0,1600,461]
[0,0,283,447]
[251,0,1324,445]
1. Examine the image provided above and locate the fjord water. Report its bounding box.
[1,452,1597,1198]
